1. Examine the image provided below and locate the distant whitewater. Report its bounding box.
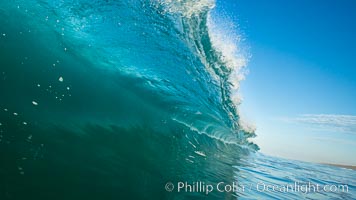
[0,0,355,199]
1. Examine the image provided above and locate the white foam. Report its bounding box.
[207,13,248,104]
[237,112,256,134]
[194,151,206,157]
[205,9,256,134]
[157,0,215,17]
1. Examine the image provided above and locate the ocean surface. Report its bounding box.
[0,0,355,199]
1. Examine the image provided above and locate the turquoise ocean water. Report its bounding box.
[0,0,355,199]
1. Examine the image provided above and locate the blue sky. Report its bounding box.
[216,0,356,165]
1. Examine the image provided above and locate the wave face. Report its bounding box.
[0,0,257,199]
[0,0,355,200]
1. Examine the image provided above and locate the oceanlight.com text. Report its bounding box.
[164,181,349,195]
